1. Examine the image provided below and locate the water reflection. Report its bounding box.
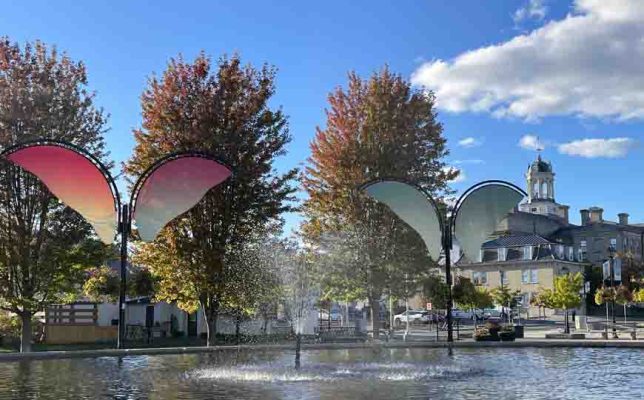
[0,347,640,399]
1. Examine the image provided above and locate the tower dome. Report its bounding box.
[529,155,552,173]
[526,154,555,202]
[519,154,569,222]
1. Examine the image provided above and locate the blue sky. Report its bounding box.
[3,0,644,232]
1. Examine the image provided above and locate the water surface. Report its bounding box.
[0,347,641,399]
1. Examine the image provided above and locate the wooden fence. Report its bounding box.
[45,303,98,325]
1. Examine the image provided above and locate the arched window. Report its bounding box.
[533,182,539,198]
[541,182,548,198]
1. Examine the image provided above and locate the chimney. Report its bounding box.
[618,213,629,225]
[588,207,604,223]
[580,209,590,226]
[561,205,570,225]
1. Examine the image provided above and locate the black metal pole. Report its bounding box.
[610,255,617,339]
[117,204,129,349]
[443,217,454,345]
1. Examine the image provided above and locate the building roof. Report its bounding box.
[482,234,552,249]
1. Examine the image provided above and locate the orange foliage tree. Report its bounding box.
[302,67,456,337]
[126,54,296,346]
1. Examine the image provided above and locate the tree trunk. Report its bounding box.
[564,309,569,334]
[624,304,627,323]
[262,314,269,335]
[370,298,380,339]
[235,313,241,345]
[20,311,33,353]
[294,332,301,369]
[204,307,218,347]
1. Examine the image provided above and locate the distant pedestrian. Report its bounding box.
[572,310,576,322]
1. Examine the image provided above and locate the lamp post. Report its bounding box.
[608,246,618,339]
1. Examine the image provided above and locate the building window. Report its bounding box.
[473,271,487,285]
[522,269,538,284]
[533,182,539,198]
[578,240,587,261]
[500,270,509,285]
[556,245,564,259]
[610,238,617,251]
[568,246,574,261]
[498,248,507,262]
[541,182,548,198]
[523,246,532,260]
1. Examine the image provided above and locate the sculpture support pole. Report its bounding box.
[117,204,130,349]
[443,216,454,346]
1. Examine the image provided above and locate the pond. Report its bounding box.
[0,347,641,399]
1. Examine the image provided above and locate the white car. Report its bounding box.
[451,309,474,320]
[393,310,430,326]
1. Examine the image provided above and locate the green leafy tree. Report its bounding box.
[490,286,521,322]
[614,285,633,323]
[538,273,583,334]
[0,38,111,351]
[633,288,644,303]
[452,277,493,328]
[126,54,296,346]
[82,265,156,302]
[302,67,456,337]
[421,273,450,310]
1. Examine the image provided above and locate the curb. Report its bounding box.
[0,339,642,362]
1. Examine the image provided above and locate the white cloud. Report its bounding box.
[411,0,644,121]
[513,0,548,24]
[457,137,482,148]
[518,134,543,151]
[557,137,636,158]
[443,166,466,183]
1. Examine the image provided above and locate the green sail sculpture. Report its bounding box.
[363,180,443,261]
[454,183,524,262]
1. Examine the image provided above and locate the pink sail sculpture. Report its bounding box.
[132,156,231,242]
[7,145,118,244]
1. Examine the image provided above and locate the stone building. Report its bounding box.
[456,155,644,317]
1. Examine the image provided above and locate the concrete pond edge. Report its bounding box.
[0,339,642,362]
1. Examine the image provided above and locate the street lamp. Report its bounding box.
[2,140,232,348]
[360,179,526,348]
[608,246,618,339]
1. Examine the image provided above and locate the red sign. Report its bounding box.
[426,302,432,311]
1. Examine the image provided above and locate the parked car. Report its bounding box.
[451,309,474,320]
[475,308,501,320]
[393,310,430,326]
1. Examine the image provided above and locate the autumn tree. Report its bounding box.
[83,265,156,302]
[302,67,456,337]
[126,54,296,346]
[0,38,111,351]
